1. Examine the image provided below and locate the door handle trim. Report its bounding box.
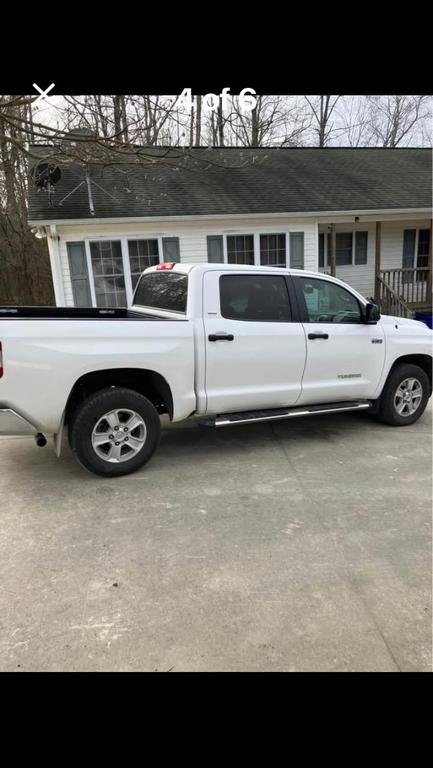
[308,332,329,340]
[208,333,234,342]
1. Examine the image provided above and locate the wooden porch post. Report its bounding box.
[329,224,336,277]
[374,221,382,303]
[427,219,432,306]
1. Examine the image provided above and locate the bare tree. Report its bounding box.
[366,95,431,147]
[335,96,376,147]
[217,101,225,146]
[227,95,310,147]
[207,99,229,147]
[195,95,202,146]
[59,95,184,146]
[304,95,342,146]
[0,95,54,304]
[322,95,432,147]
[133,95,179,144]
[420,114,433,148]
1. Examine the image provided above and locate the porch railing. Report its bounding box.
[379,268,431,307]
[377,276,413,318]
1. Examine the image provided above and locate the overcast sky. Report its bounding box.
[31,94,432,147]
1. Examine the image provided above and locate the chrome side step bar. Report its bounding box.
[200,401,371,428]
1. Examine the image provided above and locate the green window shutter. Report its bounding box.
[207,235,224,263]
[290,232,304,270]
[162,237,180,262]
[67,242,92,306]
[355,231,368,265]
[402,229,416,269]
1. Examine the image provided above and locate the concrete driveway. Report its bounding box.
[0,404,431,672]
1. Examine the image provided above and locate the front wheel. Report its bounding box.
[376,363,430,427]
[69,387,161,477]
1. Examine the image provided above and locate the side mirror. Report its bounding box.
[364,301,381,324]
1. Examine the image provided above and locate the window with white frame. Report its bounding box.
[89,240,127,307]
[417,229,430,268]
[319,231,368,268]
[260,234,286,267]
[224,232,303,267]
[334,233,353,266]
[354,231,368,265]
[227,235,254,265]
[128,239,160,289]
[403,228,431,270]
[319,233,325,268]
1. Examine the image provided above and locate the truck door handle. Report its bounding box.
[308,332,329,340]
[208,333,234,342]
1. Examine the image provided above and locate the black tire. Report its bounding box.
[376,363,430,427]
[69,387,161,477]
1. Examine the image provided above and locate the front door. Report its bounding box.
[203,270,306,415]
[294,275,385,404]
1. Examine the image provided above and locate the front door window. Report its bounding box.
[299,277,362,324]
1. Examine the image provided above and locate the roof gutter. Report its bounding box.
[28,207,432,227]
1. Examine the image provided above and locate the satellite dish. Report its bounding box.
[32,162,61,190]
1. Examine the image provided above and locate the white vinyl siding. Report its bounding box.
[46,235,65,305]
[53,217,318,307]
[176,233,208,264]
[58,239,74,306]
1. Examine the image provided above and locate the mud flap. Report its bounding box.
[53,411,65,457]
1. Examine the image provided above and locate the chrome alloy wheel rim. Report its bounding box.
[394,377,423,417]
[91,409,147,463]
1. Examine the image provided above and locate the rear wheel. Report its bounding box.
[376,363,430,426]
[69,387,161,477]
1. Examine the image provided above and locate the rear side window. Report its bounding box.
[220,274,291,322]
[134,272,188,313]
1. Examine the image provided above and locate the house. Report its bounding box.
[27,144,432,317]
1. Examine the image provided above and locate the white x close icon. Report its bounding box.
[32,83,55,106]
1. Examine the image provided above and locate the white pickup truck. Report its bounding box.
[0,262,431,477]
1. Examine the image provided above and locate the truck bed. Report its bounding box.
[0,306,172,321]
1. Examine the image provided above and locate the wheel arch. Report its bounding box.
[387,354,432,395]
[65,368,174,426]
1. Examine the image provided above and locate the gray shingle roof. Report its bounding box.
[27,146,432,222]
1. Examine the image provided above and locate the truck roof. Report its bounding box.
[140,261,371,306]
[146,262,328,280]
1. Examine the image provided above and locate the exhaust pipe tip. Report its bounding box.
[35,433,47,448]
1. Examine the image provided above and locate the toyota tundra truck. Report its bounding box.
[0,263,432,477]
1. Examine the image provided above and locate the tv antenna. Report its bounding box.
[56,165,120,216]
